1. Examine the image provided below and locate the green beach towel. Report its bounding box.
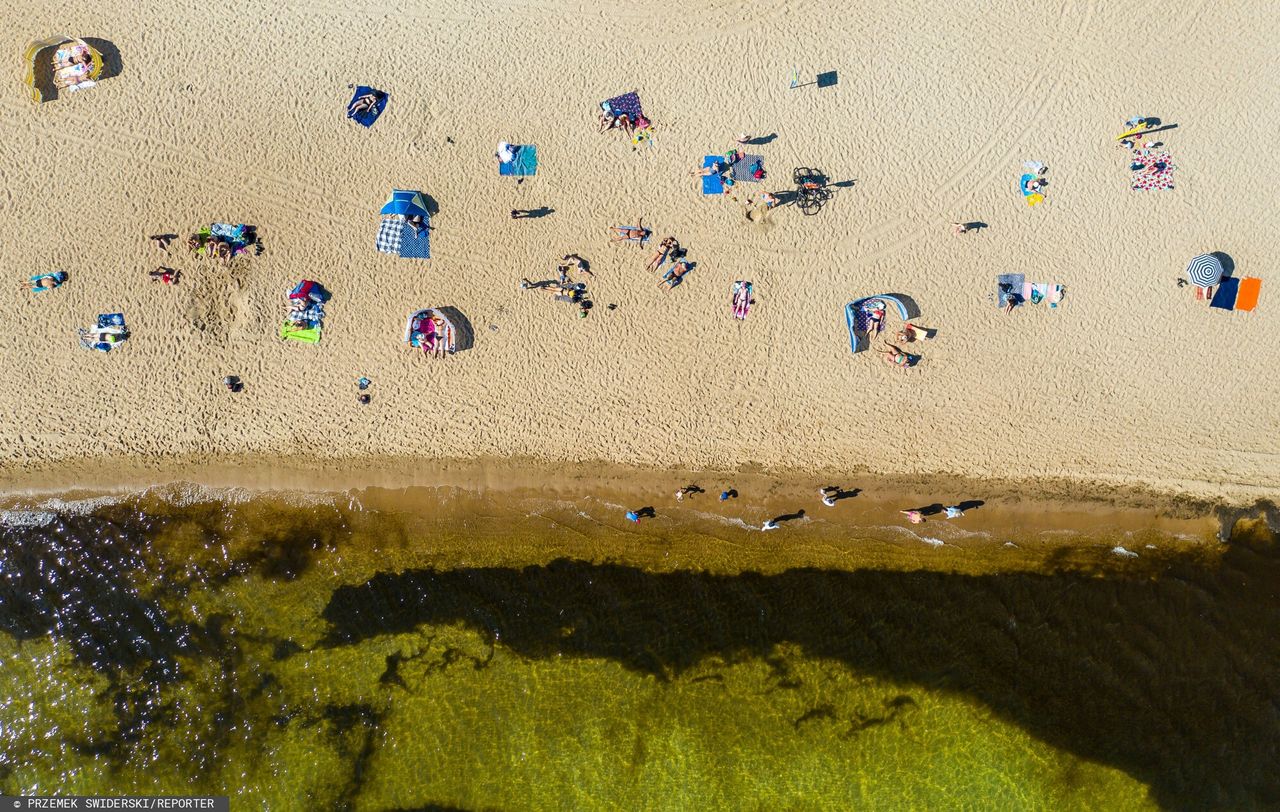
[280,321,321,344]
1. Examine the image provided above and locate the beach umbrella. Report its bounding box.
[1185,254,1223,288]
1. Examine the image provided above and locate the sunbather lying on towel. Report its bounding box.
[646,237,679,272]
[609,220,649,242]
[881,342,917,370]
[659,260,692,290]
[600,113,634,134]
[21,272,67,292]
[349,93,380,115]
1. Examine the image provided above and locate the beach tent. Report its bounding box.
[376,190,431,259]
[380,190,430,219]
[24,36,102,103]
[845,295,912,353]
[403,308,457,357]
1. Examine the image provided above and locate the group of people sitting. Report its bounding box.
[52,43,95,88]
[692,149,766,188]
[599,110,650,135]
[407,310,451,358]
[520,254,594,316]
[646,236,693,291]
[187,223,257,261]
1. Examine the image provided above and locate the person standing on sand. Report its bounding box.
[820,487,839,507]
[944,505,964,519]
[762,519,779,531]
[900,509,924,524]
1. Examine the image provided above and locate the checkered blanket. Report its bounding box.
[731,154,765,183]
[1131,151,1175,191]
[399,221,431,259]
[376,217,403,255]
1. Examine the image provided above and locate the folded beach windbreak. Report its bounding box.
[498,145,537,176]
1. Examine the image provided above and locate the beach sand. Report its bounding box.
[3,0,1278,503]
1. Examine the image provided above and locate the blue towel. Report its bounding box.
[347,86,387,128]
[1210,277,1239,310]
[701,156,724,195]
[398,222,431,259]
[97,313,125,329]
[499,145,538,177]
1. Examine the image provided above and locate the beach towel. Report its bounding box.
[701,156,724,195]
[376,217,403,255]
[732,281,752,320]
[280,321,322,343]
[30,271,67,292]
[603,91,643,120]
[498,145,537,177]
[97,313,125,329]
[632,126,654,147]
[1210,277,1240,311]
[398,221,431,259]
[1030,283,1049,305]
[613,226,650,245]
[347,86,387,128]
[996,273,1025,308]
[1235,278,1261,312]
[1131,151,1175,191]
[731,154,765,183]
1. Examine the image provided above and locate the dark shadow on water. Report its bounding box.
[4,499,1280,808]
[320,511,1280,809]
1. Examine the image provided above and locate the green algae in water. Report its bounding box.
[4,493,1279,808]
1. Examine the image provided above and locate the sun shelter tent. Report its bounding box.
[403,309,456,357]
[845,295,912,353]
[376,190,431,259]
[24,36,102,102]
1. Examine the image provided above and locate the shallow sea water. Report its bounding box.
[1,490,1276,810]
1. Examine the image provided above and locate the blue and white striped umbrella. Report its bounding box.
[1185,254,1224,287]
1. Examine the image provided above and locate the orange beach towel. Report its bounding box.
[1235,278,1261,312]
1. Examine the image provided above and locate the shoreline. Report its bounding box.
[4,454,1270,577]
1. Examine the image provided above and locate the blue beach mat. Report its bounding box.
[398,222,431,259]
[701,156,724,195]
[347,86,387,128]
[1210,277,1239,311]
[499,145,538,177]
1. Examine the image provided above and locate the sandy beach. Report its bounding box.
[3,0,1278,504]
